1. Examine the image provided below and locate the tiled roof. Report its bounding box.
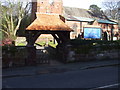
[26,13,73,31]
[97,19,118,24]
[63,6,107,20]
[66,16,95,22]
[63,7,118,25]
[66,16,118,24]
[63,7,93,18]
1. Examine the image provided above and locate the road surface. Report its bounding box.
[2,66,119,89]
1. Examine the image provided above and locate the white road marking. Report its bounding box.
[89,83,120,90]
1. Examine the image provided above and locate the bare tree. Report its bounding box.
[0,0,31,41]
[102,0,119,20]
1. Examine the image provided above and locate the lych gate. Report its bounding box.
[25,13,72,65]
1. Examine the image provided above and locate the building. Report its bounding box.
[63,7,119,40]
[31,0,64,43]
[31,0,63,21]
[26,0,72,46]
[31,0,119,42]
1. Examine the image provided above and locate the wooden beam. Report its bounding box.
[26,31,34,46]
[32,32,41,43]
[26,30,70,46]
[57,32,70,43]
[26,30,70,34]
[26,31,41,47]
[52,34,61,44]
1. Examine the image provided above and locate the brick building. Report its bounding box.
[31,0,64,43]
[63,7,119,40]
[31,0,119,42]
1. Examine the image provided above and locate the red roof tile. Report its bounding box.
[26,13,73,31]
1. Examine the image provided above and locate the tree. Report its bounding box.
[102,0,119,20]
[0,0,31,41]
[89,4,101,13]
[89,4,105,19]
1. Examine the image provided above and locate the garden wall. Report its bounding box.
[67,49,119,63]
[66,45,120,63]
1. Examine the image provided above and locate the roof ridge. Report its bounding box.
[36,12,60,15]
[63,6,89,10]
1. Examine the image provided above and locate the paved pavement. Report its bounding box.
[2,59,120,78]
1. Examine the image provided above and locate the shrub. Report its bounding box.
[69,39,120,54]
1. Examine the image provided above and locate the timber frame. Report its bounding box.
[25,30,71,65]
[26,30,70,47]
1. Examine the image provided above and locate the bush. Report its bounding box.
[69,39,120,54]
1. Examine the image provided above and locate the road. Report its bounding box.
[2,66,119,89]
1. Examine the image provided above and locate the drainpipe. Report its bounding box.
[106,24,109,40]
[111,25,114,41]
[80,22,82,32]
[80,21,82,38]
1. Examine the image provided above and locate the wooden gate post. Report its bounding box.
[26,31,36,65]
[26,46,36,65]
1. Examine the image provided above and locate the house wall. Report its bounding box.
[31,0,63,21]
[65,20,88,39]
[98,23,118,34]
[31,1,37,21]
[113,24,119,32]
[37,0,63,14]
[66,20,119,40]
[65,21,80,39]
[82,22,89,31]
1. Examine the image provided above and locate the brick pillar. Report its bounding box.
[31,0,37,22]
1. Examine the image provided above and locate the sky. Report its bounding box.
[1,0,119,10]
[63,0,105,10]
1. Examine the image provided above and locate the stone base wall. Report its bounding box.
[66,49,120,63]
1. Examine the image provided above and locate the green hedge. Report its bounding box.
[70,39,120,45]
[70,39,120,54]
